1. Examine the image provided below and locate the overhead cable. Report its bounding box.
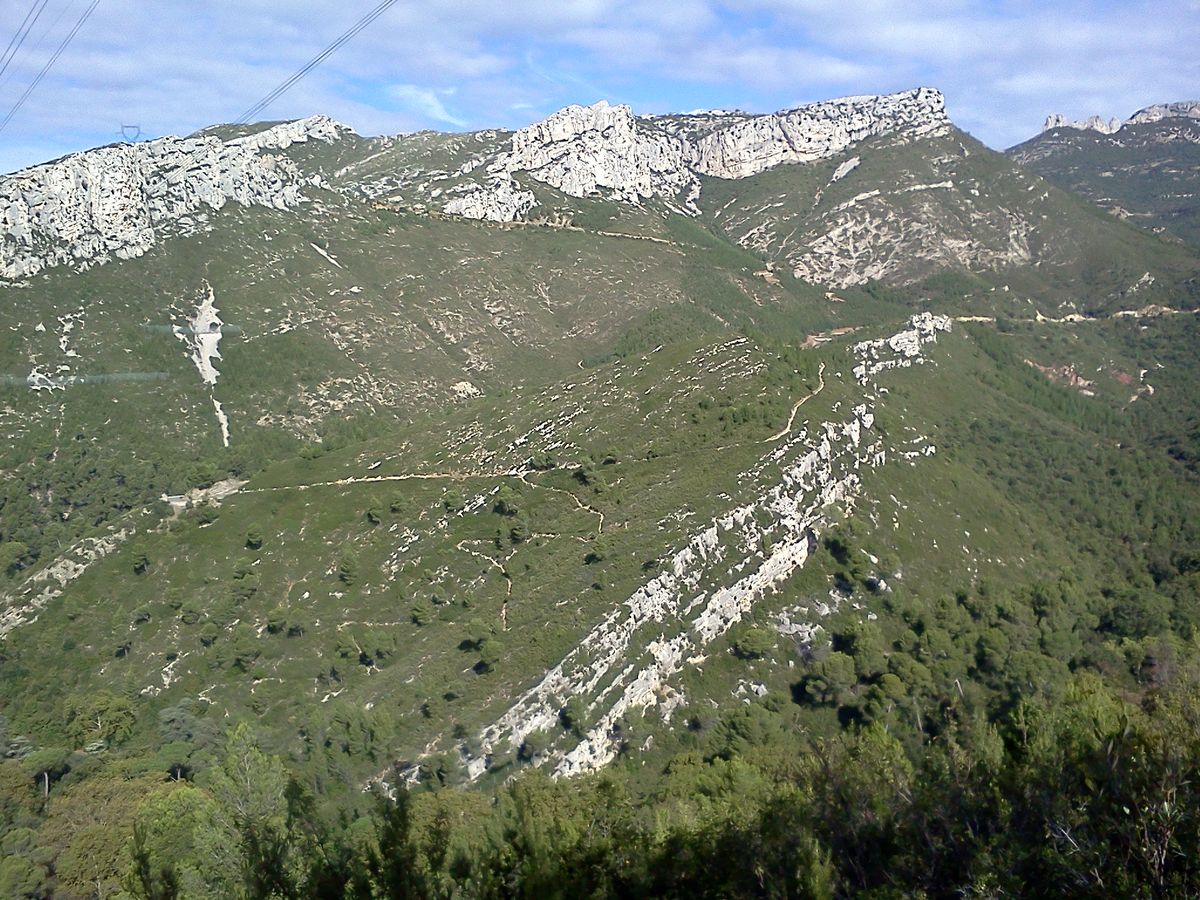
[166,0,401,184]
[235,0,401,124]
[0,0,54,85]
[0,0,100,136]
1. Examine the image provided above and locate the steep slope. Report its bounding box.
[5,88,1200,897]
[5,112,903,575]
[702,127,1200,310]
[2,87,1199,623]
[4,304,1199,800]
[1008,102,1200,245]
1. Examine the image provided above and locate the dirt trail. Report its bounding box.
[955,305,1200,326]
[519,470,604,534]
[241,468,526,494]
[764,362,826,443]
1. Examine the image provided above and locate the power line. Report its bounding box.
[165,0,401,185]
[236,0,401,124]
[0,0,53,86]
[0,0,100,137]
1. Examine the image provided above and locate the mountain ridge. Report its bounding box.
[1040,99,1200,136]
[4,77,1200,898]
[0,115,351,281]
[0,89,949,280]
[1010,101,1200,246]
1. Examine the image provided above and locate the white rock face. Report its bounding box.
[452,88,950,221]
[498,100,697,204]
[690,88,948,180]
[1042,101,1200,135]
[1127,100,1200,125]
[443,177,536,221]
[467,314,952,779]
[1043,113,1122,135]
[0,115,351,280]
[830,156,861,183]
[174,281,232,447]
[174,282,224,387]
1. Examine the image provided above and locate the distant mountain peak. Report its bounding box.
[1043,113,1122,135]
[1043,100,1200,135]
[1127,100,1200,125]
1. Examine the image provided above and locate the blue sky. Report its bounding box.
[0,0,1197,173]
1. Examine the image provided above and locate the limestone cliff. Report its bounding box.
[497,100,696,204]
[452,88,949,221]
[0,115,350,280]
[688,87,948,179]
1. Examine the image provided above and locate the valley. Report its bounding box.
[1,83,1200,898]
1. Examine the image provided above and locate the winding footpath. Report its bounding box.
[763,362,826,443]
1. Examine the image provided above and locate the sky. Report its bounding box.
[0,0,1197,174]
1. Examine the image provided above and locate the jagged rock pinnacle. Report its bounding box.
[1043,100,1200,136]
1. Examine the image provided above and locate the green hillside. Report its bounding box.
[3,107,1200,897]
[703,127,1200,314]
[1008,117,1200,246]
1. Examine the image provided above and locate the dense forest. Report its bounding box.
[5,664,1200,897]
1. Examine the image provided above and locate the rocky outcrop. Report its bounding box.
[1043,101,1200,135]
[690,88,948,180]
[0,528,133,637]
[443,177,536,222]
[1043,113,1122,135]
[0,115,350,280]
[852,312,953,383]
[1127,100,1200,125]
[498,100,696,204]
[452,88,950,221]
[466,314,952,779]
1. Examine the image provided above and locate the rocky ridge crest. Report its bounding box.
[451,88,949,221]
[0,115,350,280]
[1043,100,1200,136]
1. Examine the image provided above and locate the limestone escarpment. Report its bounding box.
[689,87,949,179]
[0,115,350,280]
[451,88,950,221]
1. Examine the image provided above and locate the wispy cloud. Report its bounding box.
[388,84,466,127]
[0,0,1195,173]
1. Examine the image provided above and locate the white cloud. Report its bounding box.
[388,84,467,127]
[0,0,1196,172]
